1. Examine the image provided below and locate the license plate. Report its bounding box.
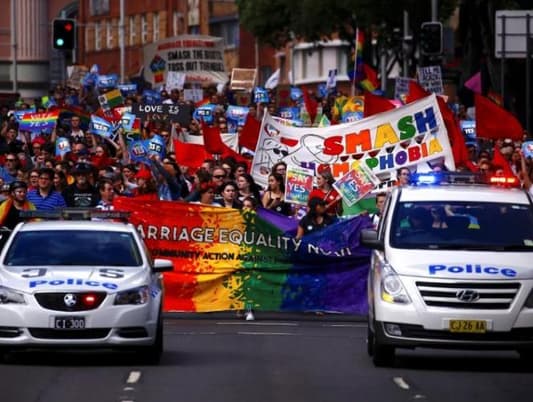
[53,317,86,330]
[449,320,486,333]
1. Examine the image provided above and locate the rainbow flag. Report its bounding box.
[114,198,372,314]
[360,64,379,92]
[98,89,124,111]
[19,110,60,132]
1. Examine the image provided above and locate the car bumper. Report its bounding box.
[0,301,159,348]
[373,320,533,350]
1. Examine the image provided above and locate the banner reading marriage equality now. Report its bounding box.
[114,198,372,314]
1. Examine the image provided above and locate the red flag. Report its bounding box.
[405,81,430,104]
[492,145,515,177]
[436,96,471,170]
[301,85,318,124]
[201,122,251,166]
[239,113,261,151]
[363,91,395,117]
[173,139,210,170]
[201,122,226,155]
[474,93,523,141]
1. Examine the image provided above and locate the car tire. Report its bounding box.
[0,347,11,364]
[518,349,533,362]
[371,322,395,367]
[138,316,163,365]
[367,327,374,356]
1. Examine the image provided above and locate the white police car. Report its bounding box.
[0,210,173,363]
[361,172,533,366]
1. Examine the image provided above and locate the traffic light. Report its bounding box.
[52,19,76,50]
[420,22,442,56]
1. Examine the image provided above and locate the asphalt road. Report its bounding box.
[1,313,532,402]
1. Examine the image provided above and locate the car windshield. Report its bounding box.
[3,230,143,266]
[390,201,533,250]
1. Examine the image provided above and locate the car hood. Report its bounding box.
[0,266,147,293]
[385,249,532,280]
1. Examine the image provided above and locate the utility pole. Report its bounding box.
[403,10,411,77]
[11,0,17,93]
[119,0,125,83]
[431,0,438,22]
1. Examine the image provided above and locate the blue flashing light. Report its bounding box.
[411,172,442,185]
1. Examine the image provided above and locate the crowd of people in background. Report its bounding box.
[0,80,532,322]
[0,82,532,232]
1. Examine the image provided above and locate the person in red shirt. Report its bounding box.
[308,169,342,216]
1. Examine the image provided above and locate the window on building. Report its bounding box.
[129,16,136,46]
[95,22,102,51]
[153,12,160,42]
[90,0,110,16]
[260,66,273,87]
[106,20,113,49]
[141,14,148,44]
[210,19,239,48]
[85,25,91,51]
[173,11,183,36]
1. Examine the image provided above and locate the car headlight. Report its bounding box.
[0,286,26,304]
[380,264,411,304]
[114,286,150,305]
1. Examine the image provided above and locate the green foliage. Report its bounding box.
[236,0,458,48]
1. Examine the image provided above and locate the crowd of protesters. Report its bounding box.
[0,80,532,234]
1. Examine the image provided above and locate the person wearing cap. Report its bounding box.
[132,164,159,200]
[27,167,67,210]
[62,162,100,207]
[0,180,36,229]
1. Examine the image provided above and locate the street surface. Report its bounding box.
[1,312,531,402]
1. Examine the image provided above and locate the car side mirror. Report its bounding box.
[360,228,384,251]
[153,258,174,273]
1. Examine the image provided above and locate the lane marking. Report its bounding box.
[393,376,410,390]
[217,322,298,326]
[126,371,141,384]
[237,331,296,336]
[166,331,217,335]
[322,323,365,328]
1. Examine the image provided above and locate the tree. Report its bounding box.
[236,0,458,48]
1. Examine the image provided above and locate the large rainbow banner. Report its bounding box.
[114,198,372,314]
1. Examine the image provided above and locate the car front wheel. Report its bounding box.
[138,316,163,365]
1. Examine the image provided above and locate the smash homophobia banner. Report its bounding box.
[114,198,372,314]
[251,94,455,188]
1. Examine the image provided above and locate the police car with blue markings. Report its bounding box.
[0,209,173,363]
[361,172,533,366]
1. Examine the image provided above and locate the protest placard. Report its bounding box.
[284,165,315,206]
[143,35,228,86]
[230,68,257,92]
[417,65,443,94]
[333,163,380,206]
[131,103,193,126]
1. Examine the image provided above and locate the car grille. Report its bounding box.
[28,328,110,339]
[34,292,107,311]
[416,281,520,309]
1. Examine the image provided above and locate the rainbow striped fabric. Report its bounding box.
[114,198,372,314]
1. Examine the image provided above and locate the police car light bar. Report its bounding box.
[410,172,482,186]
[19,209,131,221]
[488,175,520,187]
